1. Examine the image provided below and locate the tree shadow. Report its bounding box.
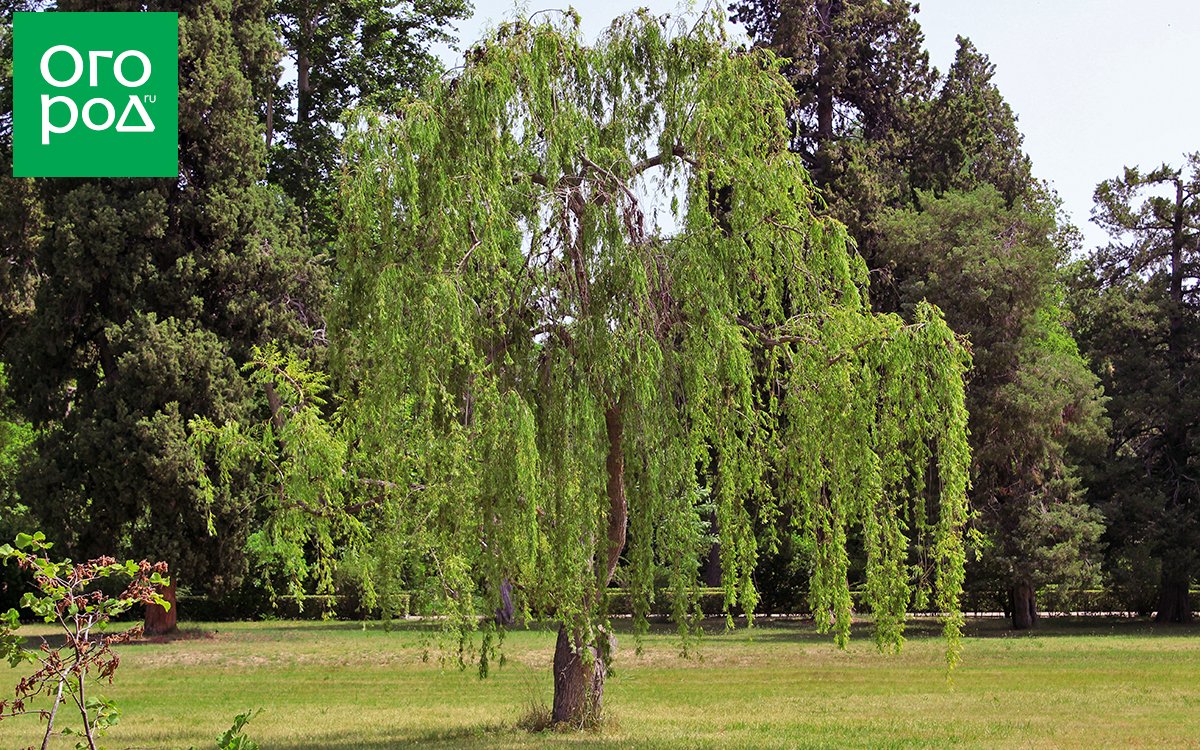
[16,631,68,650]
[266,722,686,750]
[959,616,1200,639]
[268,723,511,750]
[16,626,214,651]
[188,619,463,635]
[147,614,1200,647]
[690,615,1200,644]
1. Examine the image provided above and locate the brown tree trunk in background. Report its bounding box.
[265,80,275,149]
[1153,179,1193,626]
[1009,581,1037,630]
[1154,572,1193,623]
[809,0,837,187]
[144,579,177,636]
[700,509,721,587]
[551,403,627,726]
[296,13,313,130]
[814,0,835,145]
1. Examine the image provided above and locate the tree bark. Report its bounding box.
[701,537,722,587]
[296,11,313,131]
[265,75,275,149]
[809,0,836,186]
[1009,581,1037,630]
[1154,179,1193,626]
[602,405,627,587]
[265,381,286,430]
[494,578,514,626]
[1154,571,1193,623]
[551,624,607,726]
[143,578,177,636]
[814,0,835,145]
[550,403,626,726]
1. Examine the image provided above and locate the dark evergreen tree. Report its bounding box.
[267,0,469,243]
[891,49,1106,627]
[733,2,1109,626]
[909,37,1033,207]
[730,0,932,251]
[0,1,43,345]
[877,188,1108,627]
[4,0,327,633]
[730,0,931,175]
[0,5,43,611]
[1073,155,1200,623]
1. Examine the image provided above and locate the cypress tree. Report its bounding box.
[4,0,327,633]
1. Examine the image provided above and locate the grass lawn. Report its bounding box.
[0,617,1197,749]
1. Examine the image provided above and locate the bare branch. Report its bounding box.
[630,144,697,175]
[737,317,819,348]
[531,322,578,355]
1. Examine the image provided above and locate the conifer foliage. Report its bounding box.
[335,10,971,723]
[1075,156,1200,622]
[2,0,327,632]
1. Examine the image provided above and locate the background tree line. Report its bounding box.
[0,0,1194,640]
[732,0,1195,627]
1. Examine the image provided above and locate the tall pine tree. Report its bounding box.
[730,0,933,251]
[876,189,1108,626]
[1075,156,1200,622]
[909,37,1033,207]
[267,0,469,244]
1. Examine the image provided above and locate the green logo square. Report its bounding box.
[11,12,179,177]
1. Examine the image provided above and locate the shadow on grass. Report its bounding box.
[192,620,472,636]
[267,725,504,750]
[725,616,1200,644]
[135,614,1200,647]
[959,617,1200,639]
[267,722,675,750]
[17,625,220,651]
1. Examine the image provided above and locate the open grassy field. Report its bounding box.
[0,617,1197,749]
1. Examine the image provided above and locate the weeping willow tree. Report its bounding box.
[333,10,970,724]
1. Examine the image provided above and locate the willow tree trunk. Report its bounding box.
[143,579,177,636]
[551,405,627,726]
[1154,572,1193,623]
[1009,581,1037,630]
[551,625,607,725]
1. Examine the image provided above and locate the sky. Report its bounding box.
[434,0,1200,252]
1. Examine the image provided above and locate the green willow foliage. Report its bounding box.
[190,345,364,604]
[333,10,971,665]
